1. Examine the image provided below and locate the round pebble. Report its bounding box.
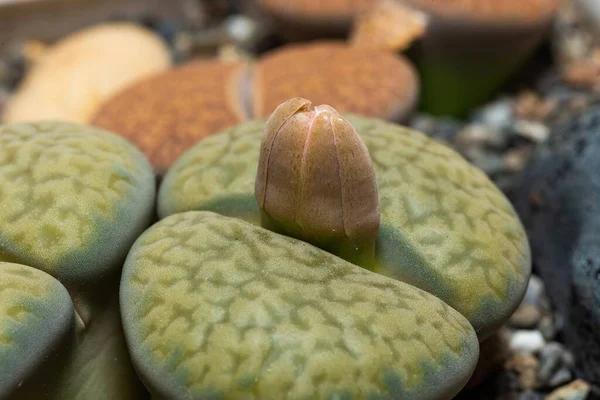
[473,98,515,131]
[510,330,546,353]
[506,354,540,390]
[538,342,568,386]
[509,304,543,329]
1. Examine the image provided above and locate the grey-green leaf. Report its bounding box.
[121,211,479,400]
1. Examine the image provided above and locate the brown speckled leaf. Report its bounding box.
[253,42,418,122]
[92,59,250,172]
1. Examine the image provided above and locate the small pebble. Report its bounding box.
[506,354,540,390]
[512,120,550,143]
[547,368,573,389]
[503,147,533,173]
[474,98,514,131]
[537,343,567,385]
[510,330,546,353]
[225,15,258,44]
[545,379,591,400]
[509,304,543,329]
[455,123,508,150]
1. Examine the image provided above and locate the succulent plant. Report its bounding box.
[0,121,155,399]
[2,23,172,124]
[253,42,418,122]
[119,98,530,398]
[92,59,250,173]
[402,0,559,116]
[92,42,418,172]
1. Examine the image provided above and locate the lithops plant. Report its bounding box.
[403,0,559,116]
[253,42,419,121]
[256,0,374,40]
[120,98,530,398]
[0,121,155,399]
[92,59,250,174]
[2,23,171,124]
[158,98,531,337]
[93,42,419,172]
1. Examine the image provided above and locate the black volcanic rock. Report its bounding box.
[514,104,600,385]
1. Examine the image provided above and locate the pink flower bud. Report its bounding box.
[255,97,380,267]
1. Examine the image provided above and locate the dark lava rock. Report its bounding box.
[514,104,600,385]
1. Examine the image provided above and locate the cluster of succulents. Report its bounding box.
[0,1,555,397]
[1,95,531,398]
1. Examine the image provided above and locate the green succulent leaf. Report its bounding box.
[121,211,479,399]
[0,262,74,397]
[0,121,156,287]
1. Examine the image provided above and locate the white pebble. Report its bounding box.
[513,120,550,143]
[509,330,546,353]
[226,15,257,42]
[475,99,514,131]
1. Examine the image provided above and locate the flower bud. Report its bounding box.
[255,97,380,267]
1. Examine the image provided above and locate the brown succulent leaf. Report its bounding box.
[92,59,250,173]
[254,42,418,122]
